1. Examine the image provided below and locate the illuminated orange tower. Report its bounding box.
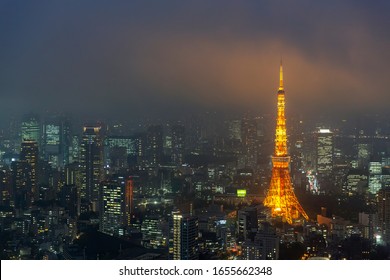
[263,61,308,224]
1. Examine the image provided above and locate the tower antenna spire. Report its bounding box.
[279,59,284,91]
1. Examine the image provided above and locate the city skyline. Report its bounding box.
[1,1,390,262]
[1,62,389,260]
[1,1,390,123]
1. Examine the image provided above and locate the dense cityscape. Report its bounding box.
[1,1,390,262]
[1,96,390,259]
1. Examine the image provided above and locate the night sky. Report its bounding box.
[1,1,390,123]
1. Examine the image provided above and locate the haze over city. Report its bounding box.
[1,0,390,122]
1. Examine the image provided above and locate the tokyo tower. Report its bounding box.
[263,62,309,224]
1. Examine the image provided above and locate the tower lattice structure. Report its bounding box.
[263,62,309,224]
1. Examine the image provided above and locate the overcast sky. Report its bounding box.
[1,0,389,123]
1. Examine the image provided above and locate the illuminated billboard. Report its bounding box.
[237,189,247,197]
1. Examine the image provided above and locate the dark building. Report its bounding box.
[133,133,147,166]
[20,141,39,202]
[241,117,258,168]
[0,170,12,207]
[12,160,32,209]
[237,207,258,242]
[60,184,78,218]
[171,124,185,165]
[377,187,390,245]
[146,125,163,165]
[106,136,137,171]
[80,126,104,210]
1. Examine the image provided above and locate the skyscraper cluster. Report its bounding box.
[1,64,390,260]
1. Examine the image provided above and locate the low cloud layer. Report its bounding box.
[0,1,389,122]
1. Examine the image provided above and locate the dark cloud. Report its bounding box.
[0,1,389,123]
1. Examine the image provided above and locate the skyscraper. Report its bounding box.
[80,126,104,209]
[43,120,61,168]
[12,160,32,209]
[60,184,78,218]
[169,211,199,260]
[369,160,382,194]
[146,125,163,165]
[228,119,242,141]
[237,207,258,242]
[141,217,165,248]
[106,136,137,156]
[357,142,372,170]
[316,128,334,177]
[69,135,80,163]
[171,124,185,165]
[0,170,11,207]
[21,114,41,158]
[99,181,124,236]
[106,136,137,171]
[263,62,308,224]
[20,141,39,202]
[60,117,72,167]
[242,223,279,260]
[21,114,40,143]
[241,117,258,168]
[377,187,390,244]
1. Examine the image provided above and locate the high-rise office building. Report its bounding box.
[12,160,32,209]
[8,117,21,154]
[357,142,372,170]
[59,184,78,218]
[134,133,147,164]
[41,116,71,169]
[69,135,80,163]
[141,217,165,248]
[242,223,279,260]
[99,181,124,236]
[237,207,258,242]
[377,187,390,244]
[171,124,185,165]
[0,170,11,207]
[99,176,135,236]
[20,141,38,202]
[146,125,163,165]
[21,114,40,149]
[65,162,79,186]
[106,136,137,171]
[43,121,61,168]
[241,117,258,168]
[60,118,71,167]
[228,120,242,141]
[316,128,334,177]
[80,126,104,208]
[369,161,382,194]
[344,169,368,195]
[169,211,199,260]
[106,136,137,156]
[382,167,390,188]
